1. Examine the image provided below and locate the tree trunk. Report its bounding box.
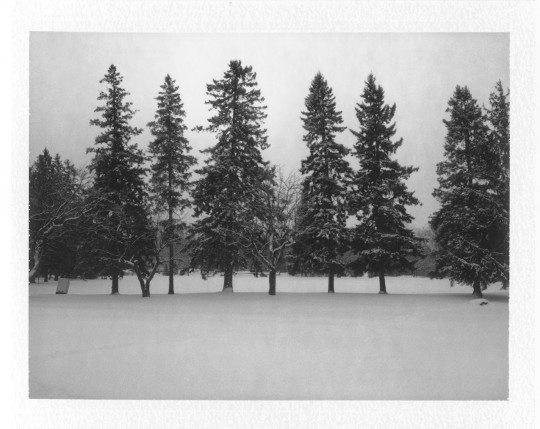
[142,284,151,298]
[111,274,119,295]
[168,242,175,295]
[41,238,48,282]
[501,278,509,290]
[54,274,59,281]
[269,269,276,295]
[29,245,41,283]
[167,143,175,295]
[136,274,150,298]
[223,266,233,290]
[378,271,387,294]
[472,278,483,298]
[328,264,335,293]
[134,261,159,298]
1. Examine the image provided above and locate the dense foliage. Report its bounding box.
[148,74,196,294]
[431,84,509,297]
[349,74,423,294]
[189,60,273,289]
[484,82,510,288]
[295,72,352,292]
[28,60,509,299]
[29,149,83,281]
[86,64,154,294]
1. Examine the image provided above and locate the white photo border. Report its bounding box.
[10,1,537,428]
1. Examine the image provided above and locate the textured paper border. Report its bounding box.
[10,1,537,428]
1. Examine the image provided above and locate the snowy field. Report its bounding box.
[29,274,509,400]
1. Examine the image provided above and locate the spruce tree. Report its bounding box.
[350,74,422,294]
[148,75,196,294]
[87,64,153,295]
[431,85,502,298]
[190,60,272,290]
[298,72,352,293]
[485,81,510,289]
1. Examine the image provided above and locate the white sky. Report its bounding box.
[29,32,509,228]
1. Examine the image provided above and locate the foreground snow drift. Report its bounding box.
[29,276,508,400]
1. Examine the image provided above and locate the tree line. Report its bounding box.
[29,61,509,298]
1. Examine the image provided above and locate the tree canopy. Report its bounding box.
[86,64,153,294]
[148,74,197,294]
[349,74,423,294]
[190,60,273,289]
[431,84,508,297]
[297,72,352,292]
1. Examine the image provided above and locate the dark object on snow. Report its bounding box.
[470,298,489,306]
[56,278,70,294]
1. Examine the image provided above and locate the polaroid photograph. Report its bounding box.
[7,1,538,428]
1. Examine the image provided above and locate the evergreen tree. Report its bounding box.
[29,149,88,282]
[350,74,422,294]
[190,60,272,290]
[431,85,503,298]
[298,72,352,293]
[485,81,510,289]
[87,64,153,295]
[148,74,196,294]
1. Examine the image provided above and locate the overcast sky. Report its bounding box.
[29,32,509,228]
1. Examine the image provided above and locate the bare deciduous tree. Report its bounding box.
[29,169,94,282]
[222,171,303,295]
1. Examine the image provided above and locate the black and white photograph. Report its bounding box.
[5,1,538,428]
[28,31,511,401]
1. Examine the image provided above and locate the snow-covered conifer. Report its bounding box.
[297,72,352,293]
[148,75,196,294]
[485,81,510,289]
[431,85,506,297]
[349,74,422,294]
[190,60,273,290]
[86,65,153,295]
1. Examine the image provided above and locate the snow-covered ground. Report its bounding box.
[29,274,508,400]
